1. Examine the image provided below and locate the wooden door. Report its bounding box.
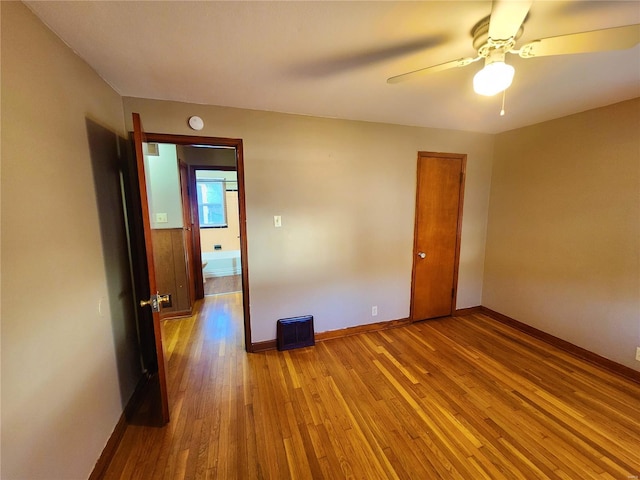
[132,113,170,424]
[179,159,196,312]
[410,152,465,321]
[187,164,205,300]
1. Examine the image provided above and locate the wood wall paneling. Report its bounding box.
[171,229,189,312]
[151,228,191,317]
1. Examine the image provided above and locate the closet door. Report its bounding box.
[410,152,466,320]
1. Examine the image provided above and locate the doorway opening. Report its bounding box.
[142,132,251,351]
[190,165,242,297]
[128,115,252,426]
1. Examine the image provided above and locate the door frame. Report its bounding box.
[177,159,196,316]
[409,151,466,320]
[143,132,252,352]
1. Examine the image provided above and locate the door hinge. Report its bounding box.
[460,172,464,183]
[452,288,455,298]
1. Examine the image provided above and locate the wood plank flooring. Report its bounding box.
[103,294,640,479]
[203,275,242,296]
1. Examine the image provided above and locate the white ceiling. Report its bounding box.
[25,1,640,134]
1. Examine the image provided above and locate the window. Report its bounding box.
[196,179,227,227]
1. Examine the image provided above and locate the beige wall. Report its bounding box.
[484,99,640,371]
[145,143,184,229]
[1,2,138,478]
[123,97,494,342]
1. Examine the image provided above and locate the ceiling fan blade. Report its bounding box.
[518,24,640,58]
[489,0,533,40]
[387,57,479,84]
[291,34,447,78]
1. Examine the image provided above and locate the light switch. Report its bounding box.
[274,215,282,228]
[156,213,168,223]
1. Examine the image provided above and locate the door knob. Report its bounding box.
[158,294,171,305]
[418,252,426,259]
[139,292,171,312]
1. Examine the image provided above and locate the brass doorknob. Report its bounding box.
[139,292,170,311]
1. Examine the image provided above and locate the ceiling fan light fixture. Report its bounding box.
[473,51,515,96]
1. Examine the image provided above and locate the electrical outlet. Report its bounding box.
[372,306,378,317]
[635,347,640,362]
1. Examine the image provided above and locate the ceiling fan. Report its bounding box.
[387,0,640,97]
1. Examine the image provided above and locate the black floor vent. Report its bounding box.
[277,315,315,351]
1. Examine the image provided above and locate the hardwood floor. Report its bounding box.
[203,275,242,296]
[104,294,640,479]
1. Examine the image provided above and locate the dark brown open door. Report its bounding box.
[132,113,170,424]
[410,152,466,321]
